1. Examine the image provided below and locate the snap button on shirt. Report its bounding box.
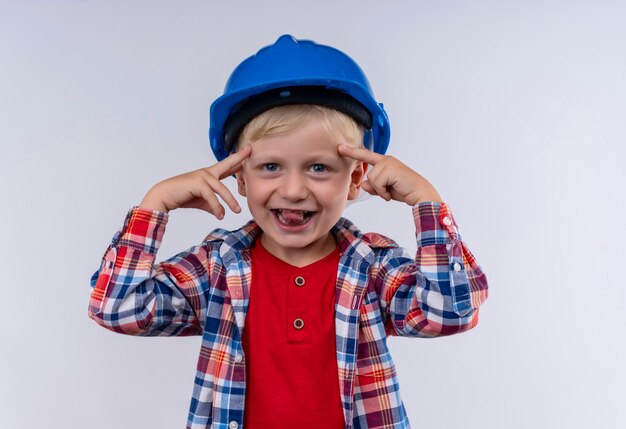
[453,262,462,272]
[229,421,239,429]
[442,216,452,226]
[293,318,304,329]
[234,354,243,363]
[294,276,305,286]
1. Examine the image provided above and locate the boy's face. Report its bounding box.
[236,117,366,264]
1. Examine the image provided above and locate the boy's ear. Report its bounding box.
[235,171,247,197]
[348,161,368,200]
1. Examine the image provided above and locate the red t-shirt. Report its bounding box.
[242,235,345,429]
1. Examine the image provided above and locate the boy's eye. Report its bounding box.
[262,163,279,172]
[310,164,327,173]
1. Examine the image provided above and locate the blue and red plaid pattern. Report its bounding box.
[89,201,488,429]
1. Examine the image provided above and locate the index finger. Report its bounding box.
[337,144,383,165]
[213,145,252,179]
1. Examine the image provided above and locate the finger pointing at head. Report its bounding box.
[213,145,252,179]
[337,144,383,165]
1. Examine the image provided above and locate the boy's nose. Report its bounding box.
[278,172,309,201]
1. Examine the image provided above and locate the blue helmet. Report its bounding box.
[209,34,390,162]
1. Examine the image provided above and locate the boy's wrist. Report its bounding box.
[407,191,443,206]
[140,189,169,213]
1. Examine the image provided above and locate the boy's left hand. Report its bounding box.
[338,144,443,206]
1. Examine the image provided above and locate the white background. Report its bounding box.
[1,1,625,428]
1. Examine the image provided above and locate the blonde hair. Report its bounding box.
[236,104,364,149]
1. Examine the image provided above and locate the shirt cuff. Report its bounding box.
[412,201,462,246]
[110,206,169,255]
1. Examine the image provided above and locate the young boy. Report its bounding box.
[88,34,488,429]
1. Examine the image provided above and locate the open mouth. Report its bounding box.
[272,209,316,226]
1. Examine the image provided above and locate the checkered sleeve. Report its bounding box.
[379,201,489,337]
[88,206,207,337]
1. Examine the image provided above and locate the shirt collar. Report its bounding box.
[202,216,397,264]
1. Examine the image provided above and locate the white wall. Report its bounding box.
[1,1,624,428]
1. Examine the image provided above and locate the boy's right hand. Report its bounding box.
[139,145,251,219]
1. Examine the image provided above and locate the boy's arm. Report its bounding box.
[377,201,489,338]
[88,206,209,336]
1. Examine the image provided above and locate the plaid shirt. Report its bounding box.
[88,201,488,429]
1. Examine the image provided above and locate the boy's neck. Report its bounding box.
[259,232,338,268]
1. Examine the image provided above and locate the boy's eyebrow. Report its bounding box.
[247,152,284,162]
